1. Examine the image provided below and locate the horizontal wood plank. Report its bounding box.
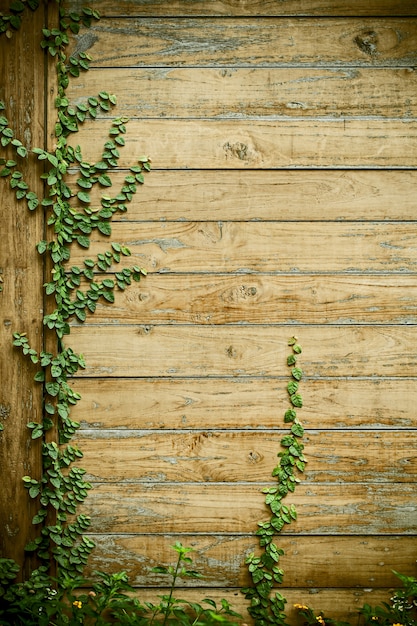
[68,170,417,222]
[71,377,417,430]
[69,18,417,67]
[68,67,417,118]
[81,483,417,534]
[69,222,417,273]
[83,275,417,325]
[69,325,417,378]
[66,0,417,17]
[74,429,416,483]
[69,119,417,168]
[85,534,416,588]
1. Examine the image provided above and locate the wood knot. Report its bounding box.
[248,450,261,464]
[0,403,11,420]
[354,30,378,56]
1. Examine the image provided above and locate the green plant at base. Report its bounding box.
[358,571,417,626]
[293,571,417,626]
[242,337,305,626]
[0,544,242,625]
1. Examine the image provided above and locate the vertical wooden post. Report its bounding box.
[0,2,48,579]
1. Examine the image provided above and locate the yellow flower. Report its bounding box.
[316,616,325,625]
[73,600,82,609]
[294,604,309,610]
[392,623,403,626]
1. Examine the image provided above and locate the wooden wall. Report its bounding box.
[65,1,417,623]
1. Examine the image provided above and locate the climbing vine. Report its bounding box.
[242,337,306,626]
[0,1,150,581]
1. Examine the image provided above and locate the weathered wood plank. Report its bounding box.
[74,429,416,484]
[0,3,47,576]
[66,0,417,17]
[69,222,417,274]
[85,534,416,588]
[81,483,417,535]
[71,377,417,430]
[69,119,417,168]
[69,18,417,67]
[67,67,417,118]
[69,325,417,378]
[68,170,417,222]
[84,275,417,325]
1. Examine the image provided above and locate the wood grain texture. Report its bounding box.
[85,534,416,588]
[66,0,417,17]
[69,119,417,168]
[83,274,417,325]
[59,3,417,615]
[69,325,417,378]
[67,67,417,118]
[68,18,417,67]
[69,221,417,274]
[0,3,47,575]
[68,170,417,222]
[71,377,417,430]
[74,429,416,484]
[81,483,417,534]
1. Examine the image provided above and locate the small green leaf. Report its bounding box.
[284,409,296,422]
[97,221,111,236]
[292,367,303,381]
[77,235,90,248]
[291,394,303,408]
[77,191,90,203]
[98,174,112,187]
[287,380,299,395]
[291,422,304,437]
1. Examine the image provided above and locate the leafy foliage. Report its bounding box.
[0,0,40,38]
[0,2,150,580]
[0,544,242,625]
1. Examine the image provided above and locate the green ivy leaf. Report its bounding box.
[77,191,90,203]
[287,380,299,395]
[291,394,303,408]
[77,235,90,248]
[291,422,304,437]
[97,221,111,236]
[98,174,112,186]
[284,409,296,422]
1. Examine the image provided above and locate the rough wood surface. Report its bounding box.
[73,429,416,484]
[81,483,417,534]
[69,119,417,168]
[71,377,417,430]
[67,169,417,222]
[85,534,416,588]
[68,18,417,67]
[70,221,417,273]
[0,4,47,576]
[79,274,417,325]
[69,325,417,378]
[67,67,417,119]
[66,0,417,17]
